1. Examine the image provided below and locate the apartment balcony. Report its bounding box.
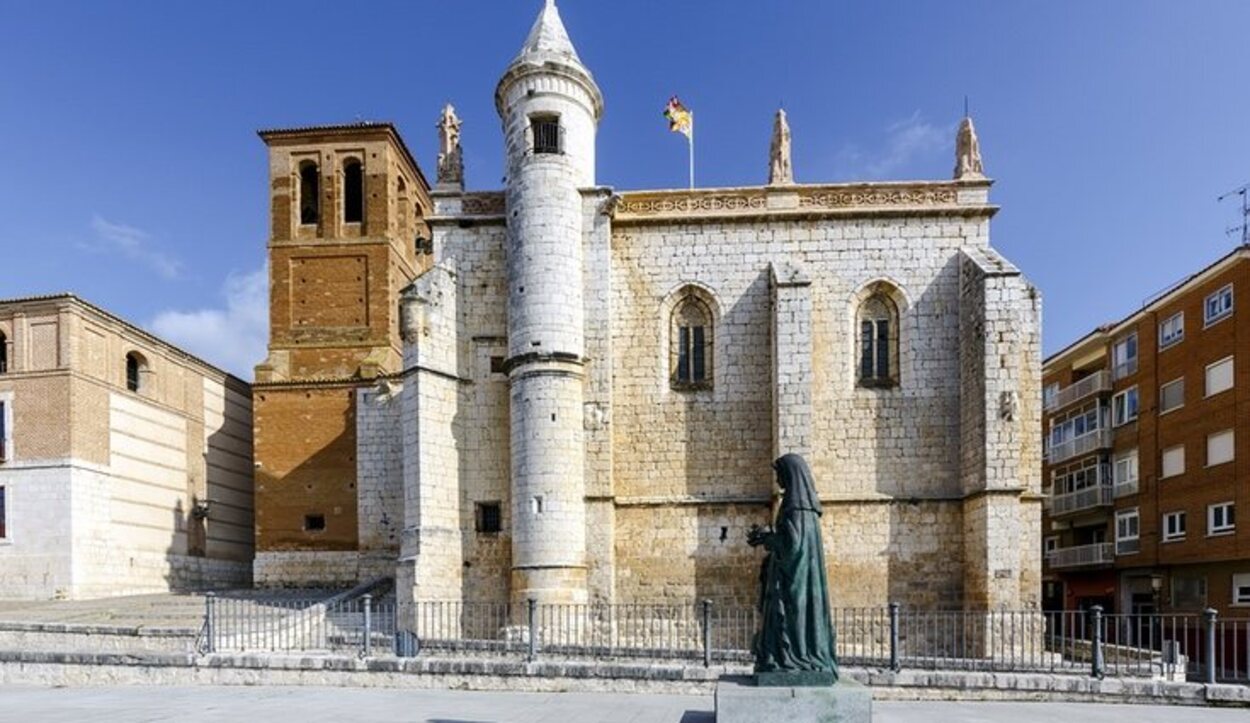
[1044,370,1112,412]
[1046,428,1114,465]
[1051,482,1114,518]
[1048,543,1115,569]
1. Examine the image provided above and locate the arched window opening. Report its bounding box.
[299,161,320,226]
[671,295,714,390]
[858,293,899,388]
[343,159,364,223]
[125,352,147,393]
[396,177,409,241]
[0,331,7,374]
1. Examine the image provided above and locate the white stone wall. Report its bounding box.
[356,385,403,555]
[0,461,75,598]
[254,551,363,588]
[202,379,255,564]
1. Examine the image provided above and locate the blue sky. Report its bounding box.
[2,1,1249,378]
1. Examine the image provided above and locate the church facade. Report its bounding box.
[251,1,1043,613]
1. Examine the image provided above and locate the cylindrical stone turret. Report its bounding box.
[496,0,603,605]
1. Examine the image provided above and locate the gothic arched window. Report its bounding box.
[299,161,319,226]
[343,159,364,224]
[671,295,714,390]
[858,293,899,388]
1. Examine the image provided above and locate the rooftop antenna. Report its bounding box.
[1218,183,1250,245]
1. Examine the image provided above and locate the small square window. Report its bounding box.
[1161,445,1185,479]
[1208,502,1235,536]
[1234,573,1250,605]
[1207,429,1235,467]
[490,356,505,375]
[1162,511,1186,542]
[1204,284,1234,326]
[304,514,326,532]
[1206,356,1234,397]
[1159,312,1184,348]
[475,502,502,534]
[532,117,562,155]
[1159,378,1184,414]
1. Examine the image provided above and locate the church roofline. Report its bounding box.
[257,121,431,193]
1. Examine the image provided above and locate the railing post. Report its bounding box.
[362,593,373,658]
[1090,605,1104,679]
[702,599,713,668]
[1204,608,1218,685]
[527,598,537,662]
[204,592,216,654]
[888,602,900,672]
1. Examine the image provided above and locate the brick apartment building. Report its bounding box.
[1042,245,1250,616]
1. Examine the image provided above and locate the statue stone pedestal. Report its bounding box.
[714,676,872,723]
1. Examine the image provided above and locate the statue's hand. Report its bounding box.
[746,524,771,547]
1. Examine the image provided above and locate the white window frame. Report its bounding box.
[1159,312,1184,348]
[1112,333,1138,379]
[1044,536,1058,556]
[1234,573,1250,606]
[1112,386,1139,426]
[1159,377,1185,415]
[1043,382,1059,409]
[1116,508,1140,554]
[1161,444,1185,479]
[1113,449,1139,486]
[1204,283,1234,327]
[1207,429,1235,467]
[1208,502,1236,536]
[1162,511,1186,542]
[1205,356,1234,398]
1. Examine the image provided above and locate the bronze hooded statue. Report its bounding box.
[747,453,838,685]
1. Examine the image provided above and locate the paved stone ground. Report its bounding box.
[0,686,1242,722]
[0,590,343,629]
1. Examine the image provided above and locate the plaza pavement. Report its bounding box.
[0,685,1241,722]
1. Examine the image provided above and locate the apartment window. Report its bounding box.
[1205,356,1234,397]
[1159,378,1184,414]
[1234,573,1250,605]
[1044,536,1058,556]
[1116,508,1140,555]
[1172,575,1208,609]
[1204,284,1234,326]
[343,159,364,224]
[1043,382,1059,409]
[298,161,319,226]
[1159,312,1184,348]
[0,486,6,539]
[1208,429,1235,467]
[1208,502,1235,536]
[1112,333,1138,379]
[1162,511,1186,542]
[532,116,562,155]
[1112,386,1138,426]
[1049,403,1102,448]
[1052,458,1103,495]
[1113,449,1138,494]
[475,502,502,534]
[1161,444,1185,478]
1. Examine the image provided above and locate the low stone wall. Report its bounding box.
[0,622,197,654]
[0,651,1245,706]
[253,552,364,588]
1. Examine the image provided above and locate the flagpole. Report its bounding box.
[688,116,695,189]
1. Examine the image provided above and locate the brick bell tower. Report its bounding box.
[496,0,603,604]
[252,123,432,585]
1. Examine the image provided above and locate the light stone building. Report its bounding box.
[0,295,254,599]
[253,1,1043,614]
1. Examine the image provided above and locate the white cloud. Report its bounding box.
[85,215,183,280]
[150,265,268,380]
[837,112,951,180]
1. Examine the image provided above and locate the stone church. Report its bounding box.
[252,0,1042,613]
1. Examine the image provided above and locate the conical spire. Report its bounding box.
[514,0,582,65]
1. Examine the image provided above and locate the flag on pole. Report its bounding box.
[664,96,693,139]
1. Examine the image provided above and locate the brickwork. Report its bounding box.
[0,296,253,599]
